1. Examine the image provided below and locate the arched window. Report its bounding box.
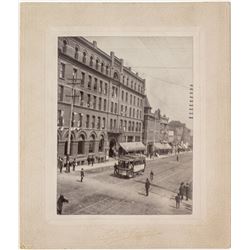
[96,59,99,70]
[78,135,85,154]
[99,135,104,152]
[62,40,67,53]
[74,47,79,59]
[89,134,95,153]
[113,72,119,80]
[90,56,93,67]
[82,51,86,63]
[101,62,104,73]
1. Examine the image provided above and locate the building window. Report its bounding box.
[82,52,86,63]
[87,94,91,107]
[90,56,93,67]
[129,107,132,117]
[104,83,108,95]
[88,75,92,89]
[114,72,119,80]
[73,68,77,79]
[130,94,132,105]
[74,47,79,59]
[112,86,115,98]
[96,59,99,70]
[125,92,128,102]
[77,135,85,155]
[137,109,139,118]
[128,121,131,131]
[93,96,97,109]
[121,105,123,115]
[99,135,104,152]
[99,80,103,93]
[97,117,101,129]
[57,110,64,126]
[121,90,124,101]
[125,106,127,116]
[127,78,129,85]
[131,81,133,89]
[106,65,109,75]
[132,121,134,131]
[79,113,83,127]
[139,123,141,132]
[101,62,104,73]
[135,82,137,91]
[120,119,123,129]
[134,96,136,105]
[92,116,95,128]
[103,99,107,111]
[110,119,113,129]
[62,40,67,53]
[114,119,117,129]
[89,134,95,153]
[80,91,84,106]
[102,118,106,129]
[58,85,64,101]
[81,72,85,84]
[133,108,135,118]
[111,102,114,113]
[115,103,118,114]
[86,115,90,128]
[124,120,127,131]
[140,110,142,119]
[123,76,125,83]
[140,99,143,107]
[137,97,139,106]
[98,97,102,110]
[59,63,65,79]
[94,78,98,91]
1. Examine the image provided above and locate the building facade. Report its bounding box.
[57,37,146,164]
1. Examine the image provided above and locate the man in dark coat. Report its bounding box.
[185,183,190,201]
[80,168,85,182]
[57,195,69,215]
[72,158,77,171]
[179,182,185,201]
[175,193,181,208]
[91,157,94,166]
[145,178,151,196]
[150,170,154,181]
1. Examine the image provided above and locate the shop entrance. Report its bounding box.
[109,138,117,157]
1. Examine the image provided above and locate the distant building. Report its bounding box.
[57,37,146,164]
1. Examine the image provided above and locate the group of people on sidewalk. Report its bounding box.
[174,182,191,209]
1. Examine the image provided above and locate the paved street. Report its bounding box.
[57,152,192,215]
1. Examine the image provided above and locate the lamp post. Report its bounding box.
[65,76,81,173]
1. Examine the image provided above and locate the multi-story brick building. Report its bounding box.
[57,37,146,164]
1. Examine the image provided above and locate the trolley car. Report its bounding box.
[114,155,146,178]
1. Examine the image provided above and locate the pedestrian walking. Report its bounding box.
[80,168,85,182]
[179,182,185,201]
[150,170,154,181]
[57,194,69,215]
[175,193,181,209]
[72,158,77,171]
[145,178,151,196]
[185,183,190,201]
[59,157,63,173]
[176,154,179,161]
[91,157,94,166]
[87,157,90,165]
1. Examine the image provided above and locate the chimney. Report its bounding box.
[93,41,97,48]
[110,51,115,67]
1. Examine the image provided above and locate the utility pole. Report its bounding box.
[65,76,81,173]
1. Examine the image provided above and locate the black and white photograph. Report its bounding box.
[57,36,193,215]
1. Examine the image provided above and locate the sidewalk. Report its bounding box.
[73,157,118,173]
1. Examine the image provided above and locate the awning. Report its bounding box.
[154,143,172,150]
[119,142,146,152]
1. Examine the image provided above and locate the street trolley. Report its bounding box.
[114,155,146,178]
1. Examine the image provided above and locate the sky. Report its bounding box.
[86,36,193,129]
